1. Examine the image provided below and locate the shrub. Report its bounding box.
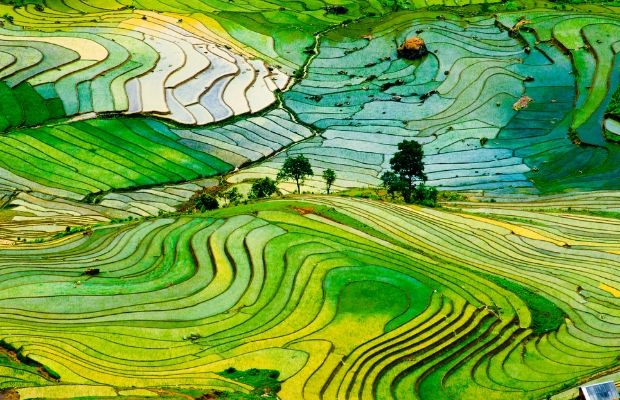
[324,5,348,14]
[249,178,278,199]
[478,273,566,334]
[218,187,242,206]
[196,194,219,211]
[412,184,438,207]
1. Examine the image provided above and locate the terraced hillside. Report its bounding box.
[236,7,620,194]
[0,196,619,399]
[0,3,289,127]
[0,0,617,203]
[0,0,620,399]
[235,12,538,193]
[0,108,313,201]
[0,0,503,71]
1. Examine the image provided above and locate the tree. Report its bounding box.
[249,177,278,199]
[389,140,427,202]
[277,155,314,194]
[380,140,437,206]
[322,168,336,194]
[196,193,219,211]
[412,184,437,207]
[324,5,348,14]
[380,171,404,199]
[219,187,241,206]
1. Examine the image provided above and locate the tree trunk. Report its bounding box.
[296,179,301,194]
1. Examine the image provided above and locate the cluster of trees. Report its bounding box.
[248,155,336,199]
[190,155,336,211]
[190,139,436,211]
[381,140,437,206]
[189,185,242,212]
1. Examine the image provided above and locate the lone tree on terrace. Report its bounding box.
[383,139,433,204]
[277,155,314,194]
[322,168,336,194]
[390,140,426,201]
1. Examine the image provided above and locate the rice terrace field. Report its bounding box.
[0,0,619,399]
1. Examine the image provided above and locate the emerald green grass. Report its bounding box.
[0,340,55,389]
[607,85,620,119]
[475,271,566,335]
[0,117,232,197]
[218,368,281,398]
[0,82,64,132]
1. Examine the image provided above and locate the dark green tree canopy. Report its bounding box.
[249,177,278,199]
[389,140,427,191]
[196,194,219,211]
[411,183,438,207]
[380,171,402,199]
[218,187,242,206]
[322,168,336,194]
[277,155,314,194]
[382,140,436,205]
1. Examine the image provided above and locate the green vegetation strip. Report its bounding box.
[473,270,566,335]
